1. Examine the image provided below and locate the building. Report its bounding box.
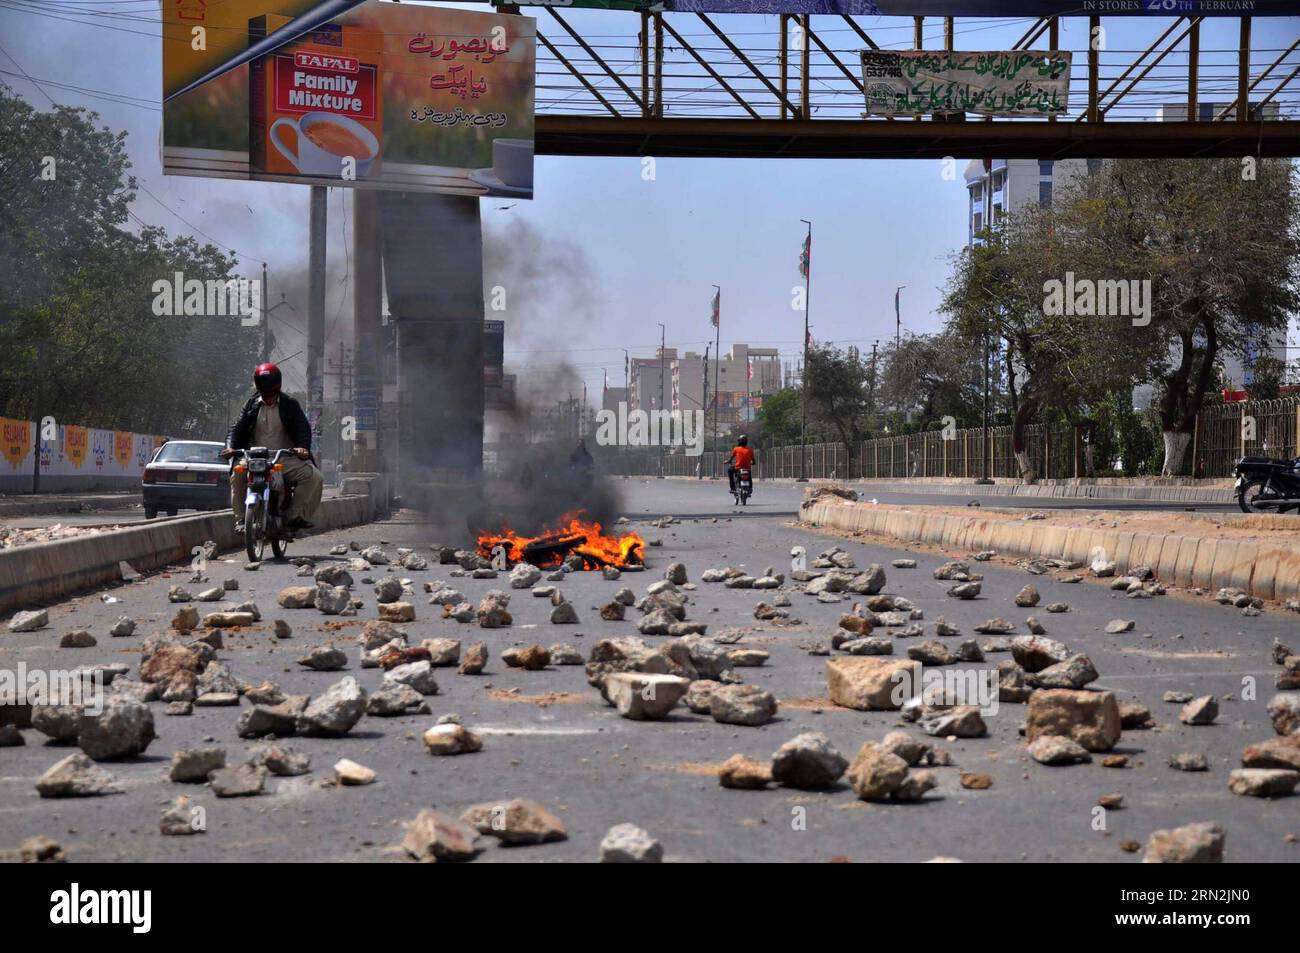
[963,158,1091,244]
[672,344,781,429]
[1155,101,1280,122]
[601,386,628,415]
[629,348,675,413]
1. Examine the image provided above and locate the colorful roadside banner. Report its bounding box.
[162,1,536,198]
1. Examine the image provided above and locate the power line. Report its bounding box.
[0,40,55,106]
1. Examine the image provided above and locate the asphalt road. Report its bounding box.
[1,478,1294,863]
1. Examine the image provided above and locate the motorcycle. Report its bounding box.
[232,447,297,560]
[1233,454,1300,514]
[733,466,753,506]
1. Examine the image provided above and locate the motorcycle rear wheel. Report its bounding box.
[1237,479,1273,514]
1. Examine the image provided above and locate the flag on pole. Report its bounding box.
[895,287,901,322]
[710,288,720,328]
[747,358,753,380]
[798,233,811,279]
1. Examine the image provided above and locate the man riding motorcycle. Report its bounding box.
[221,363,323,532]
[727,434,755,496]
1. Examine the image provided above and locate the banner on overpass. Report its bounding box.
[861,49,1070,116]
[163,1,536,198]
[499,0,1295,15]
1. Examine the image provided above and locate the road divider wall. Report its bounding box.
[802,499,1300,604]
[0,493,376,618]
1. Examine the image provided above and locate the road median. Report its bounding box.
[0,493,377,618]
[801,496,1300,604]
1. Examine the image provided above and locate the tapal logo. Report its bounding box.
[50,884,151,934]
[295,52,358,72]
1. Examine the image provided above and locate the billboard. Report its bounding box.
[499,0,1298,14]
[163,1,536,198]
[861,50,1070,116]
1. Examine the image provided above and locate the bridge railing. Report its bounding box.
[533,12,1300,126]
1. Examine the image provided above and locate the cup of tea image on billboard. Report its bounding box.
[269,112,380,178]
[468,138,533,197]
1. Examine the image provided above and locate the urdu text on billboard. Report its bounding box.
[861,49,1071,116]
[500,1,1297,15]
[163,1,536,198]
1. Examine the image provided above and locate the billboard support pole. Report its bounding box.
[352,188,382,472]
[308,186,327,452]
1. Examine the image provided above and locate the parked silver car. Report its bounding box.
[141,440,228,518]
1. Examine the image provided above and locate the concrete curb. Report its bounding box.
[851,480,1235,505]
[651,474,1236,505]
[0,494,376,618]
[801,499,1300,603]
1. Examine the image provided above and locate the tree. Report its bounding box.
[803,343,871,449]
[0,87,259,438]
[1246,354,1285,402]
[754,387,800,444]
[1051,158,1300,475]
[878,331,985,430]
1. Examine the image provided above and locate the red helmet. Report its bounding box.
[253,362,282,397]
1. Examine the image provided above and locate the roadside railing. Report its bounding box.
[597,396,1300,481]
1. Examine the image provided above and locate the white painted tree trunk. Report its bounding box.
[1161,430,1191,477]
[1014,449,1036,483]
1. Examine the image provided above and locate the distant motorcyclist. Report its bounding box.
[727,434,755,495]
[221,363,323,533]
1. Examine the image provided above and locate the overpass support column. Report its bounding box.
[377,191,485,516]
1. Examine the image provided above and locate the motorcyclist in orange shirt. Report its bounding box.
[727,434,755,495]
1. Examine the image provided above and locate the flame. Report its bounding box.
[476,511,644,570]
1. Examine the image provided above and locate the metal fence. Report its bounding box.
[602,396,1300,481]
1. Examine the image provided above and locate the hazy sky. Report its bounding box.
[2,1,1295,402]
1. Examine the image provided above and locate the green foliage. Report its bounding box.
[804,343,871,448]
[0,87,259,437]
[754,387,801,445]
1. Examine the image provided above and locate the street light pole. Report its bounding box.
[977,317,993,484]
[894,285,906,352]
[711,284,720,480]
[798,219,811,482]
[701,343,709,480]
